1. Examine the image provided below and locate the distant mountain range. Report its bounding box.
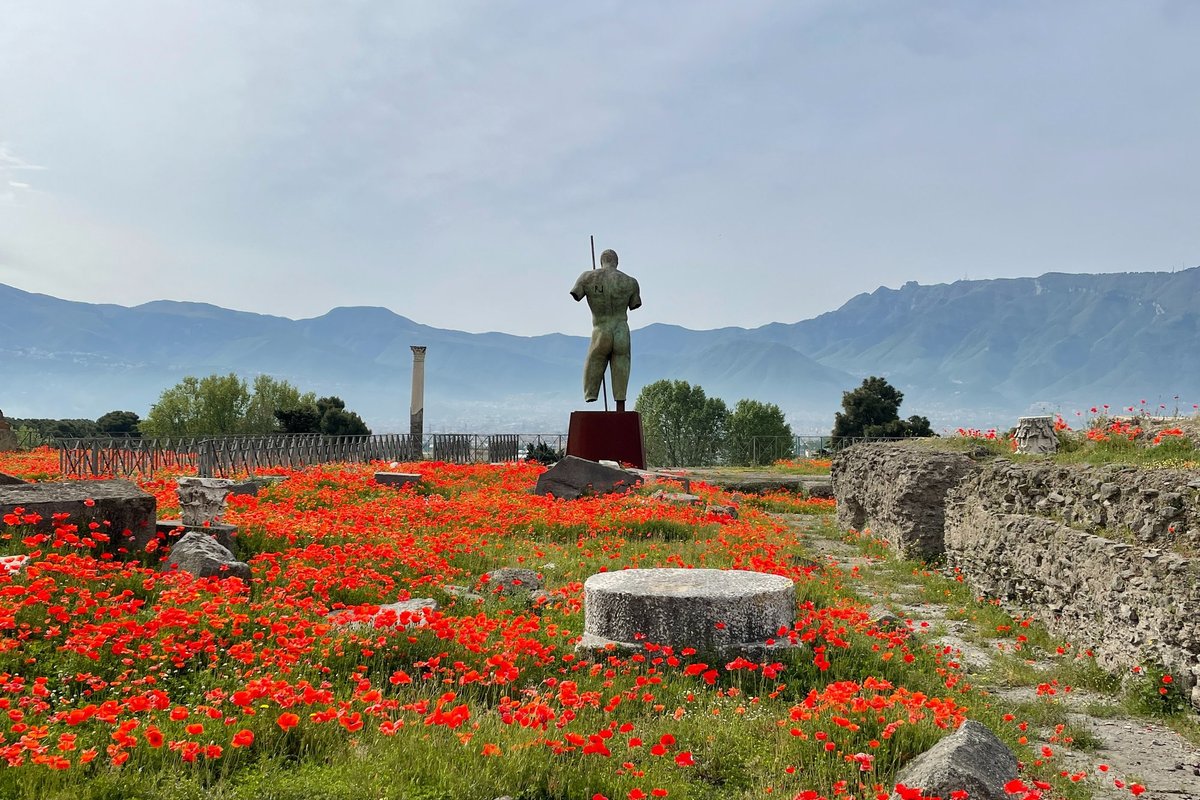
[3,267,1198,433]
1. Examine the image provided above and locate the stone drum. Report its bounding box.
[578,568,795,658]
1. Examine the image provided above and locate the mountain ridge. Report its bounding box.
[2,266,1198,431]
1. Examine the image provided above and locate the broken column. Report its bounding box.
[410,345,427,451]
[1013,416,1058,455]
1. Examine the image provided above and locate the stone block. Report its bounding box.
[164,531,251,583]
[375,472,421,489]
[327,598,438,630]
[534,456,640,500]
[0,472,26,486]
[0,479,156,554]
[832,443,978,559]
[0,430,17,452]
[654,491,702,506]
[891,720,1017,800]
[578,568,795,658]
[481,567,544,594]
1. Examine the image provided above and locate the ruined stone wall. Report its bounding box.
[831,441,1200,707]
[960,460,1200,552]
[830,443,978,559]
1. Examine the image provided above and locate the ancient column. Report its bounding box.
[1013,415,1058,454]
[410,347,427,453]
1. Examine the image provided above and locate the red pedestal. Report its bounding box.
[566,411,646,470]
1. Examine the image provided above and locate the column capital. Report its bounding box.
[410,345,427,361]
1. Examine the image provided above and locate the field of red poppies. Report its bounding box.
[0,449,1134,800]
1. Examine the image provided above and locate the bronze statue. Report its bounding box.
[570,249,641,412]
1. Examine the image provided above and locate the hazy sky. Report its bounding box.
[2,1,1197,336]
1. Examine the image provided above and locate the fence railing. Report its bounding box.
[55,433,573,478]
[51,432,907,478]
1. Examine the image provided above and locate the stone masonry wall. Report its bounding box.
[832,441,1200,708]
[962,460,1200,552]
[946,495,1200,708]
[831,443,978,560]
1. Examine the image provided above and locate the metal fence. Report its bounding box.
[54,432,573,478]
[51,431,907,478]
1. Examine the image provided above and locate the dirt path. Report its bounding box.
[780,513,1200,800]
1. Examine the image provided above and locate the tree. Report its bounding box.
[726,399,795,466]
[142,374,250,437]
[142,375,371,437]
[315,396,371,436]
[244,375,315,434]
[96,410,141,437]
[831,376,934,444]
[634,380,728,467]
[274,406,322,434]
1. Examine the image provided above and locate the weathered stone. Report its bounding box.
[0,412,16,453]
[444,585,484,603]
[0,479,156,554]
[375,472,421,489]
[832,443,978,559]
[327,598,437,630]
[0,554,29,577]
[155,519,238,553]
[534,456,640,500]
[1014,415,1059,455]
[0,472,26,486]
[481,568,544,594]
[891,720,1017,800]
[805,481,834,499]
[654,491,702,506]
[164,531,251,583]
[867,605,906,633]
[577,568,795,658]
[177,477,235,526]
[705,504,739,519]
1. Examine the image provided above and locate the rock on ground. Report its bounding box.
[164,531,252,583]
[890,720,1017,800]
[534,456,640,500]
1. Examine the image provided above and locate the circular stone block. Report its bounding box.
[578,568,795,658]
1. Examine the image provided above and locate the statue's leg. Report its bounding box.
[583,328,613,402]
[610,323,632,404]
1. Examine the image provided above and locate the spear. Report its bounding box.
[590,234,610,412]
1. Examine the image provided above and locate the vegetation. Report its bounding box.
[140,375,370,437]
[635,380,730,467]
[634,382,799,468]
[831,377,933,445]
[724,399,795,466]
[7,417,98,443]
[95,409,142,437]
[0,446,1168,799]
[524,440,564,465]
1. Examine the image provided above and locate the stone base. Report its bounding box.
[566,411,646,470]
[156,520,238,553]
[575,631,799,661]
[579,568,796,659]
[0,479,156,555]
[375,472,421,489]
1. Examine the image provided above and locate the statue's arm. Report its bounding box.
[627,279,642,311]
[570,273,588,302]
